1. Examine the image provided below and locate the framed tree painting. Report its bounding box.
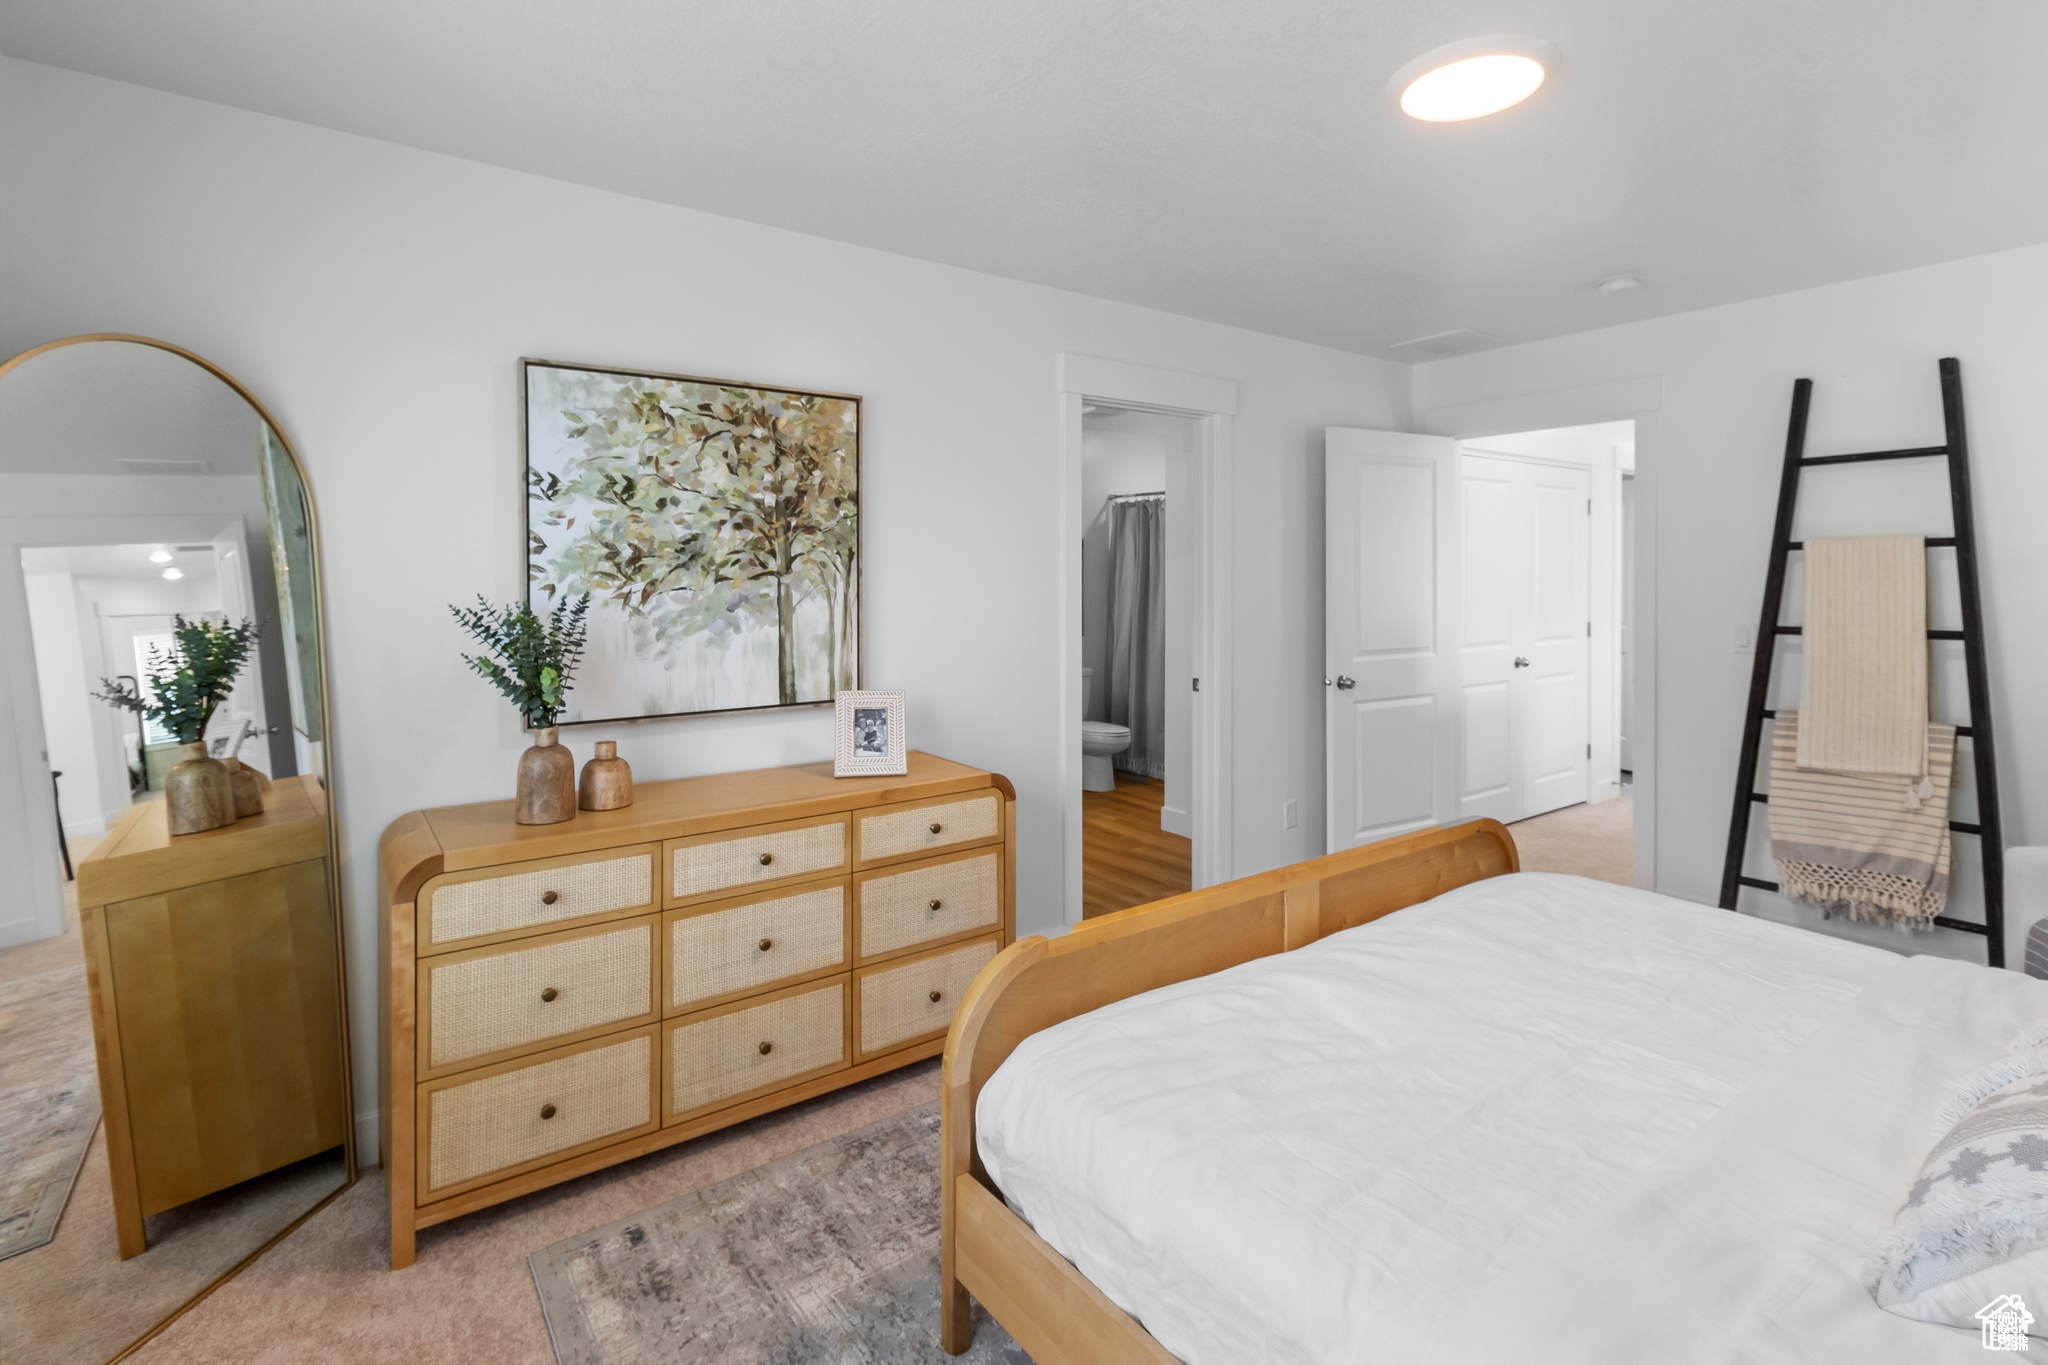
[523,359,861,723]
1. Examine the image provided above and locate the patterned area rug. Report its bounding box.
[530,1102,1033,1364]
[0,965,101,1260]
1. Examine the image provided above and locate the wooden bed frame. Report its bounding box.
[938,818,1518,1363]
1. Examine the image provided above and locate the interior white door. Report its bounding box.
[1325,427,1458,851]
[1457,454,1591,822]
[1455,457,1519,824]
[1521,461,1592,816]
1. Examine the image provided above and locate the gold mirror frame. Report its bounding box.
[0,334,355,1364]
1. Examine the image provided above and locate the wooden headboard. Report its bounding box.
[937,818,1518,1349]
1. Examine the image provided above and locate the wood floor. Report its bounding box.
[1082,772,1192,919]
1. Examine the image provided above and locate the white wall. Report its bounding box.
[22,571,101,835]
[0,56,1412,1157]
[1415,241,2048,969]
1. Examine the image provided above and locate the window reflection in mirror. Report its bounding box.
[0,338,350,1365]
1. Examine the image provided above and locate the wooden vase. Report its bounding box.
[516,726,576,825]
[223,757,266,818]
[578,740,633,811]
[165,743,236,836]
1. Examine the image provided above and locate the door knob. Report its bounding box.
[1334,676,1357,690]
[1514,657,1531,668]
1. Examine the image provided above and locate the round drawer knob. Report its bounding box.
[541,890,559,905]
[759,852,774,866]
[758,1040,773,1055]
[758,937,773,952]
[929,990,943,1003]
[929,898,942,911]
[540,987,558,1003]
[929,822,943,834]
[540,1103,557,1120]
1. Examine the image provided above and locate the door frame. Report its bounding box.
[1421,376,1661,892]
[1057,354,1236,926]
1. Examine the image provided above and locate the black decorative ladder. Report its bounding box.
[1717,357,2005,965]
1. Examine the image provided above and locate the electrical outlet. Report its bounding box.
[1282,799,1299,830]
[1735,624,1754,654]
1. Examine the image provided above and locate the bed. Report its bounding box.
[938,820,2048,1363]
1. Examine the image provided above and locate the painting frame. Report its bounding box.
[521,357,863,726]
[834,689,907,777]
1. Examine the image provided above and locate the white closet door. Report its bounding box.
[1520,462,1592,816]
[1456,456,1520,823]
[1459,454,1592,822]
[1324,428,1458,851]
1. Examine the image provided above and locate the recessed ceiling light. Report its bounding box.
[148,550,173,563]
[161,567,184,580]
[1392,36,1560,123]
[1597,272,1644,295]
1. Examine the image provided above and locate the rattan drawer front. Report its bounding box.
[857,937,998,1058]
[857,850,1000,960]
[423,920,655,1073]
[667,817,847,905]
[856,792,1001,867]
[667,981,847,1120]
[426,848,654,950]
[669,884,847,1013]
[423,1030,653,1198]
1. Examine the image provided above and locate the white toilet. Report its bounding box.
[1080,666,1132,792]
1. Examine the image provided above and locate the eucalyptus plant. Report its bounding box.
[450,594,591,728]
[94,615,262,745]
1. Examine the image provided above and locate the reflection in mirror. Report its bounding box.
[0,339,351,1365]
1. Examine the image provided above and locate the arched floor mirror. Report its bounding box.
[0,335,353,1365]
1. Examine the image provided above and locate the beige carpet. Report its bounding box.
[0,833,349,1365]
[128,1060,943,1365]
[0,1136,346,1365]
[1507,795,1635,886]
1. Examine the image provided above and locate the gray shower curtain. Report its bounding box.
[1106,496,1166,778]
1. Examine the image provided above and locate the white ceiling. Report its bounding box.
[21,542,222,582]
[5,1,2047,357]
[0,339,264,475]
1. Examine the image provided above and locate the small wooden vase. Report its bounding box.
[578,740,633,811]
[516,726,576,825]
[165,743,236,835]
[223,757,266,819]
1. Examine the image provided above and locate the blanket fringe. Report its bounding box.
[1775,858,1944,930]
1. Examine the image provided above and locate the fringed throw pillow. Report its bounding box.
[1871,1044,2048,1336]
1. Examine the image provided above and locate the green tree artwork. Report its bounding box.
[524,362,860,721]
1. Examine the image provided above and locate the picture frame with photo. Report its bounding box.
[834,689,906,777]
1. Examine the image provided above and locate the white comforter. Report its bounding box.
[975,872,2048,1363]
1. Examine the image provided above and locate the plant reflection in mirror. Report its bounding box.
[92,614,260,743]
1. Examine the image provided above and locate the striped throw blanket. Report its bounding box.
[1768,712,1956,928]
[1797,535,1930,777]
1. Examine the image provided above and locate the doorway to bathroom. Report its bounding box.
[1056,353,1237,929]
[1079,405,1199,917]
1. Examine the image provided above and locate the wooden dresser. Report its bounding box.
[378,751,1015,1268]
[76,776,347,1258]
